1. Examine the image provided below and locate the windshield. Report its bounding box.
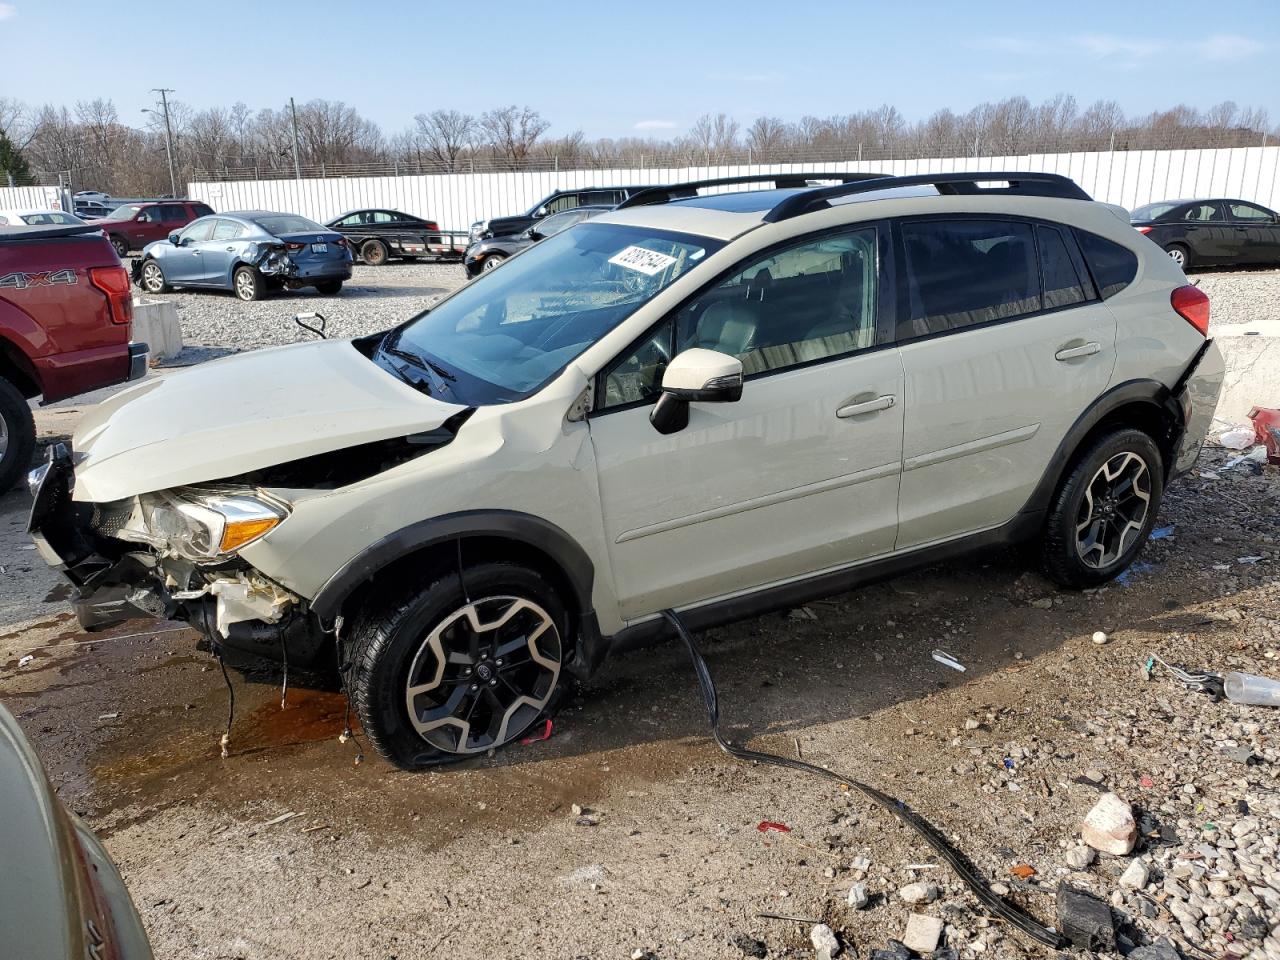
[254,214,327,235]
[1132,203,1177,221]
[107,204,142,220]
[383,221,721,404]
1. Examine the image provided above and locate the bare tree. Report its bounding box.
[687,112,739,162]
[412,109,477,171]
[746,116,789,159]
[479,106,550,164]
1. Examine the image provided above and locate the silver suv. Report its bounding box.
[29,172,1224,769]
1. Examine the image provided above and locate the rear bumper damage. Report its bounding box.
[27,445,332,667]
[1170,338,1225,477]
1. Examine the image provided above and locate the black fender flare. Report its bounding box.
[309,509,597,627]
[1019,377,1178,520]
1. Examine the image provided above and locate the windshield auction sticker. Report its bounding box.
[609,245,679,276]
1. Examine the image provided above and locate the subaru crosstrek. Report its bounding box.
[29,172,1224,770]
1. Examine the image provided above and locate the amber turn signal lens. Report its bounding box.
[219,517,281,553]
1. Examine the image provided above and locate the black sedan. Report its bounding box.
[325,209,443,266]
[463,205,610,277]
[1131,198,1280,270]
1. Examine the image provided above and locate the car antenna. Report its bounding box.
[294,311,327,339]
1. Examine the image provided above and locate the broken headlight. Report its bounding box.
[123,489,289,562]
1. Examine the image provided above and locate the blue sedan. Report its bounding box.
[135,211,353,301]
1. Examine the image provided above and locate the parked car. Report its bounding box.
[1130,198,1280,269]
[74,201,114,220]
[0,208,86,226]
[134,211,353,301]
[325,209,443,265]
[0,703,153,959]
[468,185,663,243]
[74,190,111,203]
[30,171,1223,770]
[463,205,610,276]
[87,200,216,259]
[0,221,147,489]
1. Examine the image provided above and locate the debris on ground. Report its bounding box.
[1126,938,1182,960]
[17,654,33,667]
[262,811,301,827]
[1119,858,1150,888]
[788,606,819,621]
[930,650,965,672]
[1055,883,1116,951]
[1065,845,1096,870]
[1092,630,1109,645]
[898,881,938,905]
[846,882,870,909]
[519,718,554,744]
[730,933,767,958]
[1081,792,1137,855]
[1248,405,1280,463]
[1150,524,1176,540]
[756,820,791,834]
[810,923,841,959]
[1223,670,1280,706]
[1217,425,1256,449]
[901,914,944,954]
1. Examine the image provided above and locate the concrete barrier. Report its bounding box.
[1214,318,1279,426]
[131,298,183,361]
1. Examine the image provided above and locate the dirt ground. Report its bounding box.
[2,386,1278,959]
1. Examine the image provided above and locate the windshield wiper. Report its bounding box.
[381,338,455,397]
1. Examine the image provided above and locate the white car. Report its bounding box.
[29,171,1224,769]
[0,208,86,226]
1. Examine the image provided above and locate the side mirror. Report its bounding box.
[168,233,181,245]
[525,228,542,241]
[649,348,744,435]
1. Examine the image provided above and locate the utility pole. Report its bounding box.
[152,88,178,198]
[289,97,303,180]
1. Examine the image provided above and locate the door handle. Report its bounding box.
[836,395,896,418]
[226,246,235,251]
[1055,341,1101,361]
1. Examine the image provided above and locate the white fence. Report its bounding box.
[191,145,1276,232]
[0,185,70,213]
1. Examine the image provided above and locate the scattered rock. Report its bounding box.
[963,718,981,730]
[1056,883,1116,951]
[1120,859,1150,889]
[810,923,841,959]
[730,933,767,958]
[847,882,870,909]
[1127,938,1181,960]
[1030,598,1053,609]
[899,881,939,905]
[1065,846,1096,871]
[1081,792,1137,855]
[902,914,944,954]
[869,940,912,960]
[1092,631,1109,645]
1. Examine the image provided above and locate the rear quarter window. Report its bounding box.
[1075,230,1139,299]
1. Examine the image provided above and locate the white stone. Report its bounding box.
[1121,859,1151,889]
[900,882,939,905]
[847,882,870,909]
[1066,846,1096,870]
[903,914,945,954]
[810,923,841,959]
[1092,631,1109,645]
[1082,792,1137,855]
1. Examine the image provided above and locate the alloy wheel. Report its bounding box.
[235,271,256,300]
[142,262,164,293]
[1167,247,1186,267]
[0,411,8,460]
[1074,451,1152,568]
[482,255,503,271]
[403,596,561,754]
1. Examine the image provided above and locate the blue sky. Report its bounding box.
[1,1,1277,138]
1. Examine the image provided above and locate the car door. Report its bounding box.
[895,218,1116,549]
[198,218,243,284]
[165,218,215,283]
[1180,201,1239,262]
[1224,201,1280,264]
[587,224,904,619]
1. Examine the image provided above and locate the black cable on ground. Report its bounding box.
[661,610,1066,950]
[216,651,235,759]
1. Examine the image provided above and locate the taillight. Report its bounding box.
[1135,225,1153,234]
[1171,284,1209,336]
[334,237,348,248]
[89,265,133,325]
[426,221,439,232]
[284,241,305,251]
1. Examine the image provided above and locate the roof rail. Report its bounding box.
[615,172,888,210]
[763,171,1091,222]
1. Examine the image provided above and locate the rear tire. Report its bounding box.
[360,239,389,266]
[349,561,570,770]
[314,279,343,295]
[1041,428,1164,588]
[109,235,130,259]
[1165,243,1191,270]
[0,376,36,493]
[233,265,264,301]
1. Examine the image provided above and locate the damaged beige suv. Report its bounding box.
[30,172,1224,769]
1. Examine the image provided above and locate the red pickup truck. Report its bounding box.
[0,223,148,490]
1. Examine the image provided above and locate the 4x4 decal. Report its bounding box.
[0,268,77,289]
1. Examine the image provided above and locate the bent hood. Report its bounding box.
[72,339,466,502]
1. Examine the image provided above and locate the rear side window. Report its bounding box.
[160,205,187,222]
[1075,230,1139,299]
[211,219,243,241]
[900,219,1039,337]
[192,203,215,217]
[1037,225,1088,309]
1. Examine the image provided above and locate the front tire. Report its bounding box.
[233,265,264,301]
[481,253,506,272]
[140,259,169,294]
[1165,243,1191,270]
[350,562,569,770]
[360,239,389,266]
[1041,428,1164,588]
[0,376,36,492]
[314,279,343,295]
